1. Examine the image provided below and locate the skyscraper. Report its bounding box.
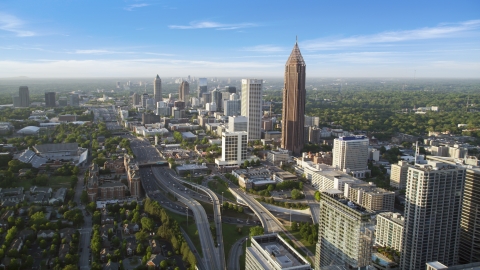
[215,131,248,167]
[70,94,80,107]
[132,93,140,106]
[45,92,56,107]
[211,88,222,111]
[18,86,30,108]
[315,191,374,269]
[400,161,465,269]
[332,136,369,178]
[224,93,241,117]
[198,78,207,98]
[241,79,262,141]
[154,74,162,104]
[178,80,189,102]
[281,41,306,156]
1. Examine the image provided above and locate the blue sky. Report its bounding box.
[0,0,479,78]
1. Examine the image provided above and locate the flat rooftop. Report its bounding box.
[251,234,311,269]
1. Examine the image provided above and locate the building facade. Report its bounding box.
[228,116,248,132]
[281,42,306,156]
[178,80,189,102]
[45,92,56,107]
[197,78,207,98]
[375,212,404,252]
[241,79,262,141]
[400,161,465,269]
[154,74,162,105]
[315,191,374,269]
[332,136,369,177]
[19,86,30,108]
[224,93,241,117]
[390,160,411,189]
[215,131,248,167]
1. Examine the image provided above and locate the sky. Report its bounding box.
[0,0,479,78]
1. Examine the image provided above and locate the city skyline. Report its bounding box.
[0,1,479,78]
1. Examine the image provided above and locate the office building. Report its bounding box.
[332,136,369,178]
[344,181,395,211]
[390,160,411,189]
[215,131,248,167]
[225,86,236,93]
[400,161,465,270]
[70,94,80,107]
[212,88,222,111]
[132,93,140,106]
[198,78,207,98]
[224,93,241,116]
[315,190,374,269]
[12,96,20,108]
[19,86,30,108]
[304,115,320,127]
[246,233,312,270]
[45,92,56,107]
[376,212,404,252]
[281,41,306,156]
[228,116,248,132]
[241,79,263,141]
[426,261,480,270]
[202,92,211,104]
[154,74,162,104]
[141,92,149,108]
[178,80,189,102]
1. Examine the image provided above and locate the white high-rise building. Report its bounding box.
[224,93,241,116]
[400,161,465,270]
[241,79,262,141]
[228,116,248,132]
[215,131,248,167]
[332,136,369,178]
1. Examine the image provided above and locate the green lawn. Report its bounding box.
[165,210,203,257]
[49,175,73,188]
[221,223,252,263]
[207,179,235,201]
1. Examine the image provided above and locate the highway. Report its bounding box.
[166,173,226,270]
[150,167,223,270]
[304,185,321,224]
[227,238,247,270]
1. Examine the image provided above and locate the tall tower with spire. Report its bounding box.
[154,74,162,105]
[281,39,306,156]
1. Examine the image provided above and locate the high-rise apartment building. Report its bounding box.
[246,233,312,270]
[400,161,465,269]
[45,92,56,107]
[281,42,306,156]
[224,93,241,116]
[19,86,30,108]
[178,80,189,102]
[198,78,207,98]
[132,92,140,106]
[211,88,222,111]
[375,212,404,253]
[154,75,162,105]
[390,160,411,189]
[215,131,247,167]
[332,136,369,178]
[425,156,480,264]
[315,191,374,269]
[241,79,262,141]
[141,92,149,108]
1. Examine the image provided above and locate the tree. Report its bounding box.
[136,243,143,255]
[237,206,244,213]
[31,212,47,226]
[249,226,264,237]
[141,217,154,232]
[160,260,168,269]
[80,191,88,204]
[243,160,250,168]
[291,189,302,200]
[314,191,321,201]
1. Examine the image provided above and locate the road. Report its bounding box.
[167,173,226,270]
[151,167,223,270]
[304,185,321,224]
[73,168,92,269]
[227,238,247,270]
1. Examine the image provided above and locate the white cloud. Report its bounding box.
[241,45,285,52]
[74,50,116,54]
[124,3,149,11]
[303,19,480,51]
[0,12,35,37]
[169,21,256,30]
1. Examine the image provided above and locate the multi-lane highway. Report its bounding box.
[150,167,223,270]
